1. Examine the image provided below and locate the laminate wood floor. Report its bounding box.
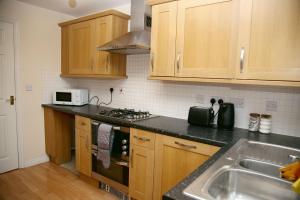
[0,162,118,200]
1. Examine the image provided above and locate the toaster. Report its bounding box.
[188,106,214,127]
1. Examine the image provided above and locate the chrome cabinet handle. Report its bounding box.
[130,149,134,168]
[151,52,154,72]
[176,54,181,72]
[85,136,89,150]
[106,55,110,72]
[240,47,245,73]
[133,135,151,142]
[174,141,197,149]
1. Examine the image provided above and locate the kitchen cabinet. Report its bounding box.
[153,134,220,200]
[150,1,177,77]
[176,0,238,79]
[236,0,300,81]
[44,108,73,165]
[129,129,155,200]
[75,116,92,177]
[68,20,95,75]
[59,10,129,79]
[149,0,300,87]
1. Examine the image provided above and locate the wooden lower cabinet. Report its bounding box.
[129,129,155,200]
[153,134,220,200]
[75,116,92,177]
[44,107,73,165]
[129,145,155,200]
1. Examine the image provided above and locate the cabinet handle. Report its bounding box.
[174,141,197,149]
[133,135,150,142]
[85,136,89,150]
[106,55,110,72]
[151,52,154,72]
[176,54,181,72]
[130,149,134,168]
[240,47,245,73]
[81,122,86,126]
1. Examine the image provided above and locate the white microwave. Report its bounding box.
[53,89,89,106]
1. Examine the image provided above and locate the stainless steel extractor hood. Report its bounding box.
[97,0,151,55]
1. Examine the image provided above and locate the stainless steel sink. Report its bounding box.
[208,169,297,200]
[239,159,282,178]
[184,139,300,200]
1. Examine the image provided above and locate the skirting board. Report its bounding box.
[23,154,49,168]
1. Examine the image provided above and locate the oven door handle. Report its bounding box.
[114,161,129,167]
[91,122,120,130]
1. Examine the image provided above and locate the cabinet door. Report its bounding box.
[150,1,177,77]
[236,0,300,81]
[129,145,154,200]
[68,20,95,74]
[94,16,113,74]
[153,135,220,200]
[75,128,91,177]
[176,0,239,79]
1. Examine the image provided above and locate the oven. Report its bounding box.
[91,120,130,187]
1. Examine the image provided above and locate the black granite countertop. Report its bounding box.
[42,104,300,200]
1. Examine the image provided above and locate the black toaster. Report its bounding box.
[188,106,214,127]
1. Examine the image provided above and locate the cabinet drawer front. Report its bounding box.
[162,135,220,156]
[130,129,156,149]
[75,115,91,131]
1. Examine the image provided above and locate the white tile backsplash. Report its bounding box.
[44,54,300,137]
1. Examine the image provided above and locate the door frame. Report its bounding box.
[0,18,24,168]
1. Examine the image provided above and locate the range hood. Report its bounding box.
[97,0,151,55]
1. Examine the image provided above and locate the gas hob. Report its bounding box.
[98,108,157,122]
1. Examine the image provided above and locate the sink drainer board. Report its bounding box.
[183,139,300,200]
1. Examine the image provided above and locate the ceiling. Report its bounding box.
[17,0,131,17]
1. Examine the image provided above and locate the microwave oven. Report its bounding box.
[53,89,89,106]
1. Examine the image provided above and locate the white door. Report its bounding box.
[0,21,18,173]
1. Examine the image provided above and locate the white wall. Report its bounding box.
[77,55,300,138]
[0,0,76,167]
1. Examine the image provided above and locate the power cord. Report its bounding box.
[99,88,114,107]
[89,96,100,105]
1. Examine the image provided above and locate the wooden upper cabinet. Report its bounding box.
[237,0,300,81]
[94,16,113,74]
[150,1,177,77]
[176,0,238,79]
[68,20,95,75]
[60,10,129,78]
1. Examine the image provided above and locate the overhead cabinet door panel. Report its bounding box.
[68,20,95,74]
[150,1,177,77]
[176,0,238,79]
[237,0,300,81]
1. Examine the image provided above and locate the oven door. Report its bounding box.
[92,147,129,186]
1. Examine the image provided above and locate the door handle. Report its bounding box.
[240,47,245,73]
[6,96,15,105]
[176,54,181,73]
[151,52,154,72]
[174,141,197,149]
